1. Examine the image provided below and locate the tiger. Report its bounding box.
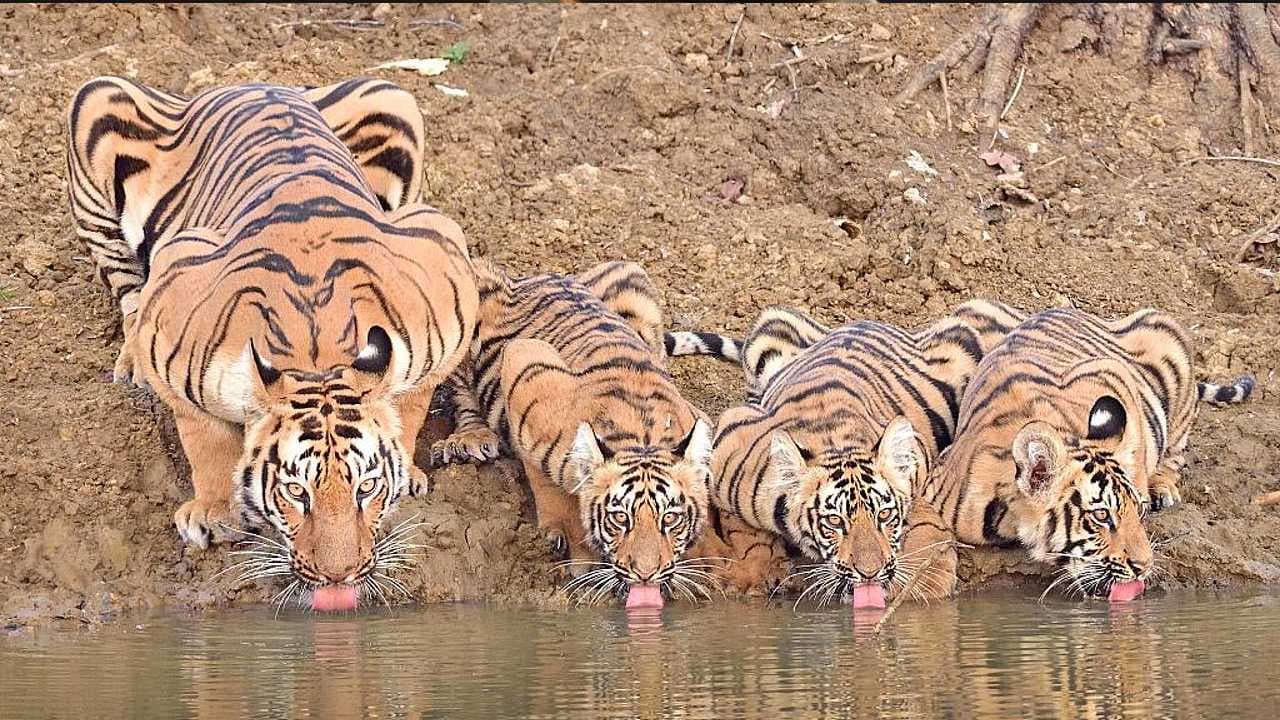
[665,300,1026,606]
[430,259,717,608]
[920,307,1255,600]
[66,76,478,608]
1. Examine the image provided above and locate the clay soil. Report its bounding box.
[2,3,1279,627]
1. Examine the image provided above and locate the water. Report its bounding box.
[3,591,1279,720]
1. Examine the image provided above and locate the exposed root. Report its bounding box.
[899,4,1280,150]
[895,4,1041,127]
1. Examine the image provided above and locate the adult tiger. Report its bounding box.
[920,307,1254,601]
[666,300,1024,607]
[431,259,715,609]
[66,77,478,608]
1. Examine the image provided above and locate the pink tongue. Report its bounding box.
[312,585,359,612]
[1108,579,1146,603]
[852,583,887,610]
[625,584,665,610]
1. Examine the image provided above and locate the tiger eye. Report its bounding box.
[1091,508,1112,525]
[358,478,376,494]
[610,511,630,527]
[285,482,307,499]
[877,508,893,522]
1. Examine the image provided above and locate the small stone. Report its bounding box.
[16,239,57,277]
[683,53,710,70]
[868,22,892,42]
[903,187,927,205]
[35,290,56,306]
[549,218,571,232]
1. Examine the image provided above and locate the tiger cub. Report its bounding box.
[667,300,1024,606]
[921,307,1254,600]
[67,77,477,607]
[432,260,714,608]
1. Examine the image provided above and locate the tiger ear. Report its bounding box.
[1086,395,1127,441]
[875,416,921,498]
[767,431,809,490]
[248,338,282,395]
[353,326,393,377]
[1013,421,1068,503]
[673,418,713,469]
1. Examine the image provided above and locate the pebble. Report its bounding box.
[868,23,892,42]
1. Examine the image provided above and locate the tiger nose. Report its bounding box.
[852,553,885,579]
[319,560,361,584]
[632,559,662,582]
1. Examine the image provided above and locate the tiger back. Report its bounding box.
[922,307,1254,598]
[434,259,715,607]
[67,77,478,607]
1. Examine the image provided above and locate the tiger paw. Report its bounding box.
[717,547,789,597]
[429,428,503,467]
[112,345,141,386]
[408,466,434,497]
[1149,472,1182,511]
[174,497,236,550]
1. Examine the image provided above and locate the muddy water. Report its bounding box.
[3,592,1278,720]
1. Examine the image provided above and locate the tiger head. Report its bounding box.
[769,416,923,597]
[236,326,414,594]
[568,418,713,596]
[1011,396,1154,597]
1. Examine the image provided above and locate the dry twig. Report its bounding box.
[1236,211,1280,262]
[726,9,745,60]
[870,544,948,635]
[3,43,120,78]
[1179,155,1280,169]
[940,70,952,132]
[1000,63,1027,120]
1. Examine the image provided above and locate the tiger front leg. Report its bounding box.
[894,499,959,602]
[111,295,145,386]
[428,361,502,469]
[523,460,592,569]
[393,383,437,497]
[690,510,789,597]
[171,407,245,549]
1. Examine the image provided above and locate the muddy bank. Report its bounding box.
[2,4,1278,628]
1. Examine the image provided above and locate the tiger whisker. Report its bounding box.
[562,568,615,594]
[272,580,301,619]
[793,573,836,612]
[667,576,698,603]
[218,523,288,550]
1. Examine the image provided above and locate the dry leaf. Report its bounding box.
[370,58,450,76]
[718,179,744,201]
[979,149,1022,174]
[905,150,938,176]
[434,84,469,98]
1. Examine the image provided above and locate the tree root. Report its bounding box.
[899,4,1280,152]
[895,4,1041,127]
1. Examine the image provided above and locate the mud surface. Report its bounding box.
[2,4,1278,627]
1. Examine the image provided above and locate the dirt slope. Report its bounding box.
[1,3,1277,626]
